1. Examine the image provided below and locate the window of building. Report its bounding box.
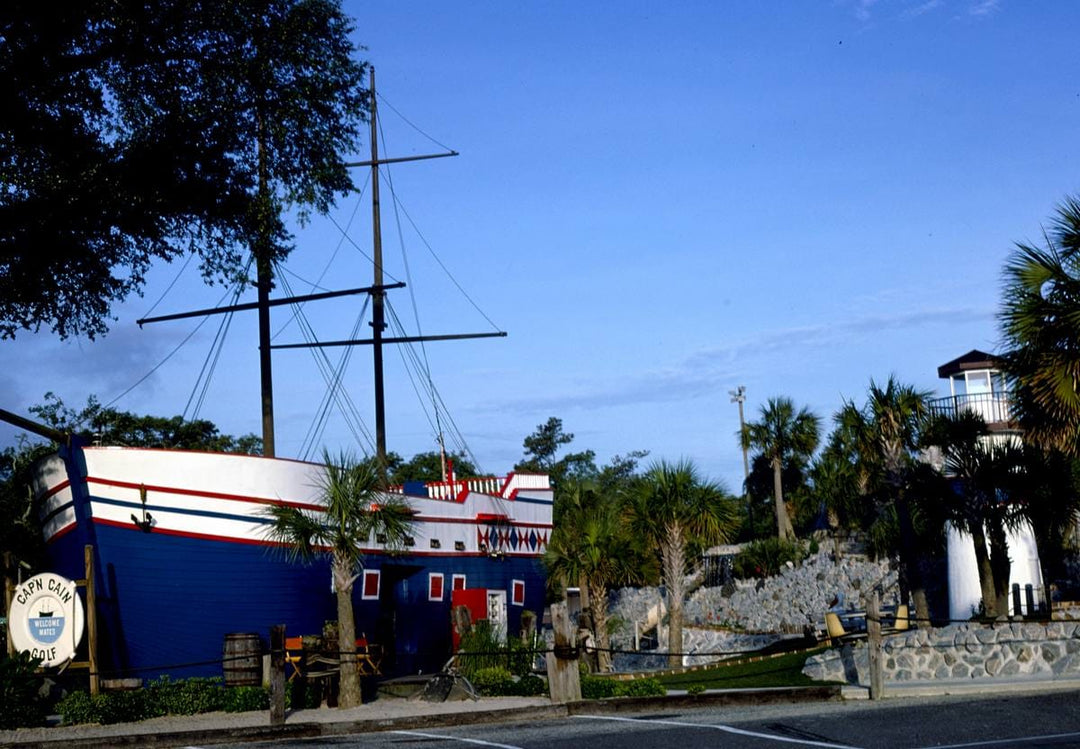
[362,570,380,600]
[429,573,444,602]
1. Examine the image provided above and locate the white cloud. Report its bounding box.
[968,0,1000,16]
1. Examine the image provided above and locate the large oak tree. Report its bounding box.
[0,0,368,339]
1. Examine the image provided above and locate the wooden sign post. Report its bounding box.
[867,590,884,700]
[546,602,581,704]
[269,625,285,725]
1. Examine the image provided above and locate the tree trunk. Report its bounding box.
[334,554,361,708]
[661,522,687,668]
[589,580,611,672]
[895,491,930,627]
[772,457,795,541]
[987,520,1012,617]
[970,523,998,617]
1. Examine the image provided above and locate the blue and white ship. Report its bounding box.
[32,442,551,678]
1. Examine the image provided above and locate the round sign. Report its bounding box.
[9,573,85,667]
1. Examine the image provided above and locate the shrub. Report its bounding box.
[223,686,269,712]
[148,676,224,715]
[58,690,100,725]
[470,666,516,696]
[456,621,542,678]
[579,675,616,699]
[732,538,806,579]
[615,678,665,697]
[285,679,323,710]
[512,673,547,696]
[687,683,706,696]
[94,690,157,724]
[0,652,47,729]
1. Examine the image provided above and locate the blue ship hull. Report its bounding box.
[35,441,552,680]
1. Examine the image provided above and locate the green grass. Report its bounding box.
[653,647,837,690]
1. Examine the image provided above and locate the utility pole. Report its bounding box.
[730,386,752,534]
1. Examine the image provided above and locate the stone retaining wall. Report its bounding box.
[802,622,1080,684]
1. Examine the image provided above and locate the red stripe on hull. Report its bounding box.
[86,477,323,512]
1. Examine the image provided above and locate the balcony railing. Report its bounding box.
[927,392,1015,426]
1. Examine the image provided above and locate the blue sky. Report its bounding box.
[3,0,1080,492]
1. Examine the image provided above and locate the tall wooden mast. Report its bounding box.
[369,67,388,463]
[138,70,504,464]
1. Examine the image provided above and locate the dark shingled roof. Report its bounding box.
[937,349,1002,379]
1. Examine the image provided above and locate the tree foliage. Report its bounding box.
[740,397,821,541]
[0,0,368,339]
[384,450,478,485]
[26,393,262,454]
[999,196,1080,456]
[628,459,736,666]
[823,379,947,625]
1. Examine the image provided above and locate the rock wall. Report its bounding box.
[686,551,896,633]
[803,621,1080,684]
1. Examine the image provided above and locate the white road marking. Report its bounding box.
[391,729,525,749]
[574,714,864,748]
[912,731,1080,749]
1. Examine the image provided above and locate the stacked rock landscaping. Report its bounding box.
[802,621,1080,684]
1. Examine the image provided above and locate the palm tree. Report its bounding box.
[838,378,937,626]
[1000,195,1080,456]
[741,397,821,541]
[264,450,414,708]
[544,481,639,672]
[1014,444,1080,611]
[628,459,737,667]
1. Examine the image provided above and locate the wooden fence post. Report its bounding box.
[546,602,581,703]
[84,545,99,696]
[269,625,285,725]
[3,552,14,657]
[867,590,884,700]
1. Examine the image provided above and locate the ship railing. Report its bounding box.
[927,392,1015,426]
[498,472,552,498]
[387,472,552,500]
[388,475,504,501]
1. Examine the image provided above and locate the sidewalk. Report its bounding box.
[5,678,1080,749]
[840,675,1080,700]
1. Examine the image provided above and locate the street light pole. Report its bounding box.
[730,386,752,534]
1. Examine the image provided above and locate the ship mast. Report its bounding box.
[369,68,388,463]
[137,67,505,466]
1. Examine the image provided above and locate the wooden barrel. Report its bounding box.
[223,633,263,686]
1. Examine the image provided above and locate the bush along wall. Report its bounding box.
[0,652,48,729]
[56,677,321,725]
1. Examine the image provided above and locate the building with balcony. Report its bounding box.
[931,350,1042,620]
[928,349,1016,433]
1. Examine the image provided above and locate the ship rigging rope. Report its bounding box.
[376,90,457,154]
[299,304,372,461]
[381,300,482,474]
[274,267,376,459]
[379,121,446,461]
[271,171,371,341]
[98,267,251,416]
[140,250,196,321]
[376,117,497,477]
[183,281,243,422]
[325,211,403,286]
[277,271,375,457]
